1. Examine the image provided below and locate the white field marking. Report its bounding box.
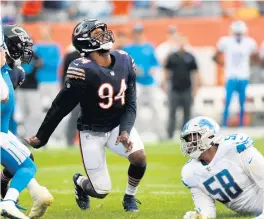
[49,189,187,195]
[145,184,182,188]
[38,163,170,171]
[39,165,81,171]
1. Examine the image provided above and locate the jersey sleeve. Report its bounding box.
[119,55,137,135]
[182,163,216,218]
[191,188,216,219]
[216,37,228,52]
[0,72,9,101]
[240,146,264,214]
[181,161,198,189]
[36,61,87,145]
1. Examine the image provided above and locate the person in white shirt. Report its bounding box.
[181,116,264,219]
[213,20,258,127]
[156,25,179,66]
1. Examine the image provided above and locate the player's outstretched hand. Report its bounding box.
[115,131,133,153]
[184,210,211,219]
[24,136,43,149]
[252,214,264,219]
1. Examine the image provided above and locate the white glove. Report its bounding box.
[252,214,264,219]
[184,210,211,219]
[184,211,199,219]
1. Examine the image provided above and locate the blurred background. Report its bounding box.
[2,0,264,146]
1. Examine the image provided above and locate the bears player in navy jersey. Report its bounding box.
[25,19,147,212]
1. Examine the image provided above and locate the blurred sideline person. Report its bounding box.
[213,20,258,127]
[114,31,128,50]
[123,24,164,140]
[25,19,146,212]
[61,44,81,146]
[163,36,201,139]
[1,24,53,219]
[181,116,264,219]
[156,25,179,66]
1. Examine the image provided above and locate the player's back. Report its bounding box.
[66,50,134,132]
[1,64,15,133]
[182,133,263,215]
[218,36,257,79]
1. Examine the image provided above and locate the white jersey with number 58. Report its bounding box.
[182,133,264,218]
[217,36,257,80]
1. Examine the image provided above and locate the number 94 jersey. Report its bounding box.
[182,133,264,217]
[35,50,137,144]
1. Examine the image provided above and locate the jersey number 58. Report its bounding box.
[203,169,243,203]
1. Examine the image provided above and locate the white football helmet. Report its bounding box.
[230,20,248,35]
[180,116,222,159]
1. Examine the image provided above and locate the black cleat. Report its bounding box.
[122,194,141,212]
[73,173,90,210]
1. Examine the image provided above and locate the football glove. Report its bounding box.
[184,210,212,219]
[184,211,199,219]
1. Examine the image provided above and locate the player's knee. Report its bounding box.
[84,181,111,199]
[87,189,109,199]
[3,167,13,179]
[21,157,37,177]
[83,176,111,199]
[129,150,146,167]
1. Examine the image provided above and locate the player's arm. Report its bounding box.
[117,56,137,151]
[212,37,226,67]
[119,57,136,134]
[189,188,216,219]
[182,165,216,219]
[240,146,264,216]
[25,63,86,148]
[183,187,216,219]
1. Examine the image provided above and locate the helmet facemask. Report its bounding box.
[73,20,115,54]
[87,28,114,53]
[180,130,217,159]
[4,36,33,65]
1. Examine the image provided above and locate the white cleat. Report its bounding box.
[0,200,29,219]
[28,186,53,219]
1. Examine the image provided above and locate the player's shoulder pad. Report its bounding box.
[222,133,254,153]
[181,159,198,189]
[67,57,92,81]
[114,50,136,72]
[17,65,25,73]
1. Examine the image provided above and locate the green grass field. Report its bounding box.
[17,139,264,219]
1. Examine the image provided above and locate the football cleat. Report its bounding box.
[0,200,29,219]
[28,186,53,219]
[73,173,90,210]
[122,194,141,212]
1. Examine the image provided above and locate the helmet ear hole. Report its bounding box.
[208,135,214,139]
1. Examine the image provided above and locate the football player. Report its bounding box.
[213,20,259,127]
[25,19,147,212]
[181,116,264,219]
[0,24,53,219]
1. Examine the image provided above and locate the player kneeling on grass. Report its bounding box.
[180,116,264,219]
[0,24,53,219]
[25,19,147,212]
